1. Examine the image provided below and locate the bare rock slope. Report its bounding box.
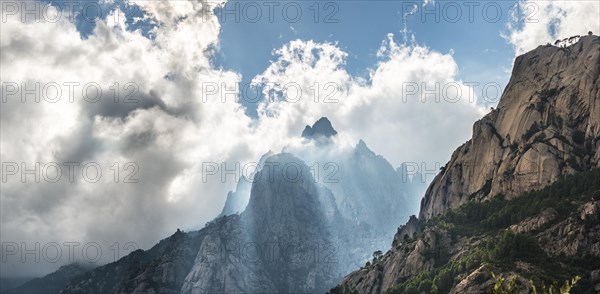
[420,35,600,220]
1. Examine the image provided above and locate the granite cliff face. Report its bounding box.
[420,35,600,220]
[334,35,600,294]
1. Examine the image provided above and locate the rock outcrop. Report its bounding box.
[334,35,600,294]
[509,208,558,234]
[420,35,600,220]
[302,117,338,140]
[537,200,600,258]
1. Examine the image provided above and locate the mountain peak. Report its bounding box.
[301,117,338,139]
[419,34,600,220]
[357,139,367,148]
[354,139,377,158]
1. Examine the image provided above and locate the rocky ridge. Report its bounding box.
[334,35,600,294]
[421,35,600,220]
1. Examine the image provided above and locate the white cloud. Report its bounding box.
[1,0,485,278]
[1,0,255,277]
[253,34,486,169]
[505,0,600,55]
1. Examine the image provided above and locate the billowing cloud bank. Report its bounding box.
[1,0,486,277]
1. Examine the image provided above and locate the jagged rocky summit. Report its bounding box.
[302,117,338,140]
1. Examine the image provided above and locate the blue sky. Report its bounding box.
[212,0,517,115]
[52,0,518,115]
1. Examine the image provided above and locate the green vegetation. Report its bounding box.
[384,253,483,294]
[327,284,359,294]
[432,168,600,235]
[373,250,383,263]
[329,170,599,294]
[385,169,600,294]
[384,231,547,294]
[491,273,519,294]
[491,272,580,294]
[485,231,544,263]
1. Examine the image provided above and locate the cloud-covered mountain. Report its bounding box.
[8,118,424,293]
[220,118,425,235]
[182,153,338,293]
